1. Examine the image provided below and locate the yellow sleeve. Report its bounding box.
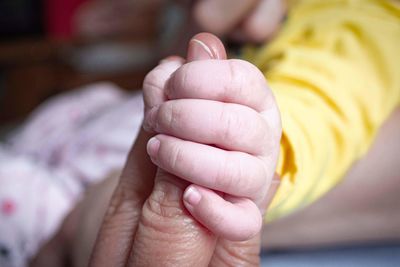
[244,0,400,220]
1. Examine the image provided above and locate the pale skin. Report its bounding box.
[88,32,281,266]
[31,0,400,266]
[192,0,285,42]
[32,32,281,267]
[142,33,281,241]
[32,106,400,266]
[33,1,286,265]
[133,0,287,243]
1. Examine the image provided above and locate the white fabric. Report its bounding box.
[0,83,144,266]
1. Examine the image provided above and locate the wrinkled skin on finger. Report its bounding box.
[127,170,216,266]
[163,0,286,59]
[144,31,281,240]
[52,33,280,267]
[91,33,253,267]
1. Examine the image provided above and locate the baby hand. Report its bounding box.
[143,33,281,241]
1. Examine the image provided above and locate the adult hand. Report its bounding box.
[193,0,286,42]
[90,33,280,266]
[32,33,280,267]
[162,0,286,59]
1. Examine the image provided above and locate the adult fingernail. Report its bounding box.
[188,38,215,60]
[187,33,227,61]
[147,137,160,159]
[183,186,202,206]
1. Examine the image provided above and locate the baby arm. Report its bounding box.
[142,33,281,241]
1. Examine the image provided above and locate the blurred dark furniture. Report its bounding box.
[0,38,153,124]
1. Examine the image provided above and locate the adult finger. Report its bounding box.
[187,32,227,61]
[89,129,156,267]
[90,54,184,266]
[125,33,226,267]
[128,170,217,266]
[240,0,286,43]
[193,0,259,35]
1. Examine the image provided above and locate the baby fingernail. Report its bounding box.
[147,137,160,159]
[183,186,202,206]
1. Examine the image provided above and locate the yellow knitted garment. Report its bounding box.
[244,0,400,220]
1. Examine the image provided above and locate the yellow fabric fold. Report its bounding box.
[244,0,400,220]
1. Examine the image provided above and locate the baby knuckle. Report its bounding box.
[235,155,262,197]
[170,63,193,96]
[258,111,282,158]
[167,143,186,171]
[227,59,268,104]
[267,105,283,140]
[255,118,273,153]
[159,102,181,131]
[142,71,156,91]
[216,155,239,192]
[233,156,246,188]
[236,206,262,240]
[219,105,240,142]
[251,160,269,197]
[236,59,268,88]
[226,60,245,96]
[208,210,226,231]
[237,57,260,73]
[143,68,163,94]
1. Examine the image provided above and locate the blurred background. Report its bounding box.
[1,1,399,266]
[0,0,188,129]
